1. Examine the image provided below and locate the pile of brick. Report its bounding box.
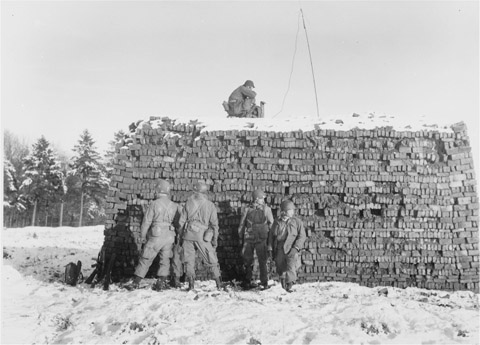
[104,117,479,292]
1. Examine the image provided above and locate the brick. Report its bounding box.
[102,118,479,293]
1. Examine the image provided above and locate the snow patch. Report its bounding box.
[145,112,454,134]
[2,226,479,344]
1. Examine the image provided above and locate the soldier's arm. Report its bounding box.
[240,86,257,99]
[291,219,307,251]
[172,203,182,233]
[237,207,248,239]
[265,207,274,229]
[209,204,219,242]
[178,204,187,232]
[267,220,278,252]
[140,203,154,240]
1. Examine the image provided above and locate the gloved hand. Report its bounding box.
[212,238,218,248]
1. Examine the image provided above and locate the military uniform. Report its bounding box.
[238,204,274,287]
[178,192,221,286]
[170,242,184,285]
[268,215,306,290]
[135,195,180,279]
[227,80,257,117]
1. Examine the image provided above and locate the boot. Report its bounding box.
[241,279,253,290]
[125,275,142,290]
[187,277,195,291]
[260,281,269,290]
[214,277,223,290]
[285,281,293,293]
[153,276,168,291]
[171,276,181,288]
[280,277,286,289]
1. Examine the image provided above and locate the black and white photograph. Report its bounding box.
[2,1,479,344]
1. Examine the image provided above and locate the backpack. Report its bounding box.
[65,260,83,286]
[244,206,270,241]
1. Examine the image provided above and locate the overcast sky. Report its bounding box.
[1,1,478,162]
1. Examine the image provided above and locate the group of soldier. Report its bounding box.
[127,179,306,293]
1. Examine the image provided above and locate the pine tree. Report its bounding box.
[21,136,65,226]
[3,130,30,227]
[3,159,27,227]
[70,130,109,227]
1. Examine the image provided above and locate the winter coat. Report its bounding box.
[140,195,180,240]
[228,85,257,103]
[238,204,274,243]
[228,85,257,116]
[179,193,219,243]
[268,216,306,255]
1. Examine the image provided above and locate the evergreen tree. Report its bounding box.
[21,136,65,226]
[70,130,109,227]
[3,158,26,211]
[3,130,30,227]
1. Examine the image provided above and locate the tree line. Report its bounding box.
[3,129,125,228]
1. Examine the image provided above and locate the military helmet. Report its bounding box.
[193,181,208,194]
[244,80,255,88]
[280,200,295,211]
[252,189,265,200]
[157,179,171,194]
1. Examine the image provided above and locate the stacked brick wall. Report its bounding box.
[104,117,479,292]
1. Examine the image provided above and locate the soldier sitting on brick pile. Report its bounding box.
[268,200,306,292]
[222,80,264,118]
[178,181,223,290]
[238,189,274,290]
[126,179,181,290]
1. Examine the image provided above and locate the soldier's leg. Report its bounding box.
[195,240,221,278]
[170,244,184,286]
[256,241,268,286]
[275,247,287,287]
[285,250,299,291]
[182,240,197,280]
[243,98,254,115]
[156,241,174,278]
[231,102,243,117]
[134,239,161,279]
[242,242,255,283]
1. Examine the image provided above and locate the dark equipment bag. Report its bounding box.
[65,260,83,286]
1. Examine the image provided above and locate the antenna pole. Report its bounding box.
[300,8,320,119]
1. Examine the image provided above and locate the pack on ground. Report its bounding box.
[65,260,83,286]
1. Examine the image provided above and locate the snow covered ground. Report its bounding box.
[146,112,456,135]
[1,226,479,344]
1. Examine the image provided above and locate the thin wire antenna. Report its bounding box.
[273,11,301,118]
[300,8,320,119]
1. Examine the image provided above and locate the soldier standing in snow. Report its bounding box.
[238,189,274,290]
[128,179,181,290]
[268,200,306,292]
[179,181,223,290]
